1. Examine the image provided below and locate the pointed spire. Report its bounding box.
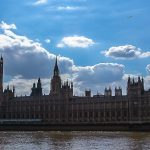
[71,82,73,88]
[142,76,144,86]
[132,78,134,84]
[128,76,130,82]
[33,83,36,88]
[54,56,59,76]
[37,77,41,88]
[138,76,141,83]
[38,77,41,83]
[0,54,3,62]
[109,86,111,90]
[13,85,15,93]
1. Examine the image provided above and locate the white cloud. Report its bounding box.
[3,22,149,96]
[146,64,150,74]
[0,21,16,30]
[4,76,50,96]
[140,52,150,58]
[33,0,48,5]
[144,76,150,90]
[123,74,140,80]
[57,6,81,11]
[103,45,150,59]
[6,62,125,96]
[0,22,73,79]
[71,63,125,95]
[45,38,51,43]
[57,35,95,48]
[73,63,124,84]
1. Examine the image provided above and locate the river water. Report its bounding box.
[0,131,150,150]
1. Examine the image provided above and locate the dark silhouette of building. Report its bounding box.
[0,56,150,125]
[31,78,42,96]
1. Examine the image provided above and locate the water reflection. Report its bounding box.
[0,131,150,150]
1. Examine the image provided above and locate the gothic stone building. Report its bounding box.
[0,56,150,124]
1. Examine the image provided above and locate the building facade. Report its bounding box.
[0,56,150,124]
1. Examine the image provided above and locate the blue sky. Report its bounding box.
[0,0,150,95]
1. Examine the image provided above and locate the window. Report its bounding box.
[95,112,98,118]
[84,112,87,118]
[90,112,93,118]
[79,112,82,118]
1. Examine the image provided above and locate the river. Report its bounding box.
[0,131,150,150]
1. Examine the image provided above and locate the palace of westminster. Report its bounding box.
[0,56,150,124]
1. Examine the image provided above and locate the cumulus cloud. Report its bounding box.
[103,45,150,59]
[4,75,50,96]
[72,63,125,95]
[4,62,125,96]
[0,22,73,79]
[33,0,48,5]
[57,35,95,48]
[123,73,138,79]
[146,64,150,74]
[0,21,127,96]
[0,21,16,30]
[141,52,150,58]
[144,76,150,90]
[45,38,51,43]
[57,6,81,11]
[73,63,124,84]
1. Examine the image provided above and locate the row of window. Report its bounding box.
[2,111,128,119]
[5,104,129,112]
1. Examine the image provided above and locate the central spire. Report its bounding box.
[54,56,59,76]
[50,56,61,95]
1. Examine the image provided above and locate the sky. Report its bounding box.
[0,0,150,96]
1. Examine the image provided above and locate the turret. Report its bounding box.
[31,78,42,96]
[61,79,73,99]
[13,86,15,95]
[71,82,73,89]
[33,83,36,88]
[127,77,144,97]
[105,87,112,96]
[3,85,14,99]
[115,87,122,96]
[132,78,134,84]
[138,76,141,83]
[31,83,36,96]
[127,76,130,95]
[85,89,91,97]
[37,78,41,88]
[0,55,3,101]
[141,77,144,94]
[128,76,131,84]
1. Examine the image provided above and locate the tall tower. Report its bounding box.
[0,55,3,100]
[31,78,42,96]
[50,57,61,95]
[37,77,42,96]
[127,76,144,97]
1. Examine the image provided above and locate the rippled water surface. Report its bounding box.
[0,131,150,150]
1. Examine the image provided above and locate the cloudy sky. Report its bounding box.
[0,0,150,96]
